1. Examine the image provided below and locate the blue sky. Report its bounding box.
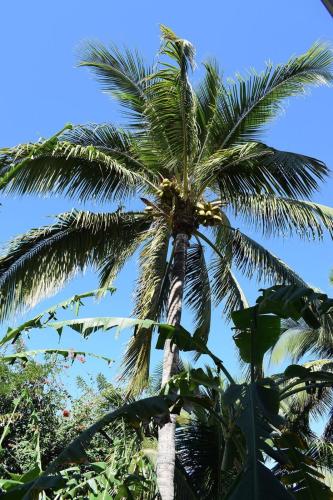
[1,0,333,391]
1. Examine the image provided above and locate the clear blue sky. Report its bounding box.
[0,0,333,389]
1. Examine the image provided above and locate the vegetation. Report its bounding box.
[0,26,333,498]
[1,284,333,498]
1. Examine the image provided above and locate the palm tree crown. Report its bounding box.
[1,26,333,394]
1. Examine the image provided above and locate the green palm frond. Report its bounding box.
[217,42,333,148]
[270,314,333,364]
[121,219,170,395]
[197,142,328,199]
[184,242,211,345]
[324,410,333,442]
[195,229,248,318]
[159,25,196,72]
[231,228,307,285]
[176,422,220,498]
[308,440,333,470]
[210,262,249,317]
[145,26,199,177]
[0,132,155,201]
[0,210,149,321]
[195,60,222,161]
[61,123,157,177]
[229,194,333,239]
[270,322,319,364]
[78,42,151,124]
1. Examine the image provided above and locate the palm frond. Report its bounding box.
[176,423,219,499]
[270,314,333,363]
[0,210,149,321]
[184,242,211,345]
[0,132,155,201]
[217,42,333,147]
[121,219,170,395]
[195,60,222,161]
[196,142,328,199]
[61,123,157,177]
[145,26,199,176]
[78,42,151,125]
[324,410,333,442]
[229,193,333,239]
[210,262,249,318]
[159,25,196,73]
[230,228,308,285]
[308,440,333,470]
[195,228,248,318]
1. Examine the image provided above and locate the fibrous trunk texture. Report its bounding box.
[157,232,188,500]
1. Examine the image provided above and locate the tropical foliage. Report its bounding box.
[0,283,333,498]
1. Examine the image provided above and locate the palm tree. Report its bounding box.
[1,26,333,498]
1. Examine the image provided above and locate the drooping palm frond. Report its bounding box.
[194,228,248,318]
[230,228,308,285]
[210,262,249,318]
[215,42,333,149]
[229,193,333,239]
[184,242,211,344]
[61,123,159,179]
[324,410,333,442]
[0,133,155,201]
[0,210,149,321]
[121,219,170,394]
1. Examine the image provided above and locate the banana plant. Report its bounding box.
[1,284,333,499]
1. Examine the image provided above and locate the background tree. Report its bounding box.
[0,346,70,475]
[1,26,333,498]
[0,357,157,499]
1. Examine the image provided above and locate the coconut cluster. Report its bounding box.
[157,178,181,198]
[195,201,223,226]
[144,178,182,216]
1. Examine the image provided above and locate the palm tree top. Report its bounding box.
[0,26,333,393]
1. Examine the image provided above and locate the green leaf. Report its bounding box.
[0,209,146,322]
[0,475,66,499]
[49,317,155,338]
[284,364,310,379]
[0,349,114,366]
[232,310,281,364]
[227,462,293,500]
[257,285,329,328]
[0,287,115,347]
[231,306,257,329]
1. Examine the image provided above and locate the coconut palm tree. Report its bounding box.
[1,26,333,498]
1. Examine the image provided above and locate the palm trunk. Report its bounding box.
[157,232,189,500]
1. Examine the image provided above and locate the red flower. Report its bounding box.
[62,409,70,418]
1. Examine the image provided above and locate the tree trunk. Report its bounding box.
[157,232,189,500]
